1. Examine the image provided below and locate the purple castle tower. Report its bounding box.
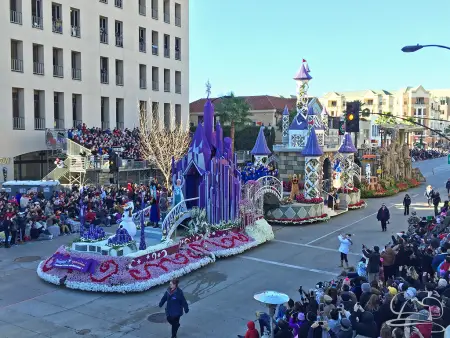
[172,85,241,224]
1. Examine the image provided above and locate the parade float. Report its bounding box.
[37,84,274,293]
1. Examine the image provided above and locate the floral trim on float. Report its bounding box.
[36,221,275,293]
[348,200,367,210]
[361,178,421,198]
[267,214,330,225]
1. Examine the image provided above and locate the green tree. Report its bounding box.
[214,92,252,151]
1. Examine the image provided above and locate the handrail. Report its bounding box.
[255,175,283,198]
[162,197,199,241]
[67,138,92,156]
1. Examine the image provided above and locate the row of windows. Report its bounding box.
[11,88,182,131]
[10,40,182,93]
[10,0,182,31]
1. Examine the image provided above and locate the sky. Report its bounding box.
[189,0,450,102]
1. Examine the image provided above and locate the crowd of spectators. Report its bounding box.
[68,124,142,160]
[0,180,165,248]
[410,148,447,161]
[246,210,450,338]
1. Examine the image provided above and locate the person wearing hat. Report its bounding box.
[336,318,353,338]
[376,204,390,232]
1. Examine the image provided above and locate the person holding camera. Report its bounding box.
[338,234,353,268]
[349,303,377,338]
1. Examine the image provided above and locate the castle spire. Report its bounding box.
[203,81,214,147]
[251,126,271,156]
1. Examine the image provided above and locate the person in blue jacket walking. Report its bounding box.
[159,278,189,338]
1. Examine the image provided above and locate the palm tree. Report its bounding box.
[214,92,252,151]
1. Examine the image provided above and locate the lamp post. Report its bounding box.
[401,44,450,53]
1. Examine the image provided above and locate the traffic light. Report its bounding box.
[345,101,360,133]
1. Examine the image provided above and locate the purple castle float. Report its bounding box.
[172,88,241,225]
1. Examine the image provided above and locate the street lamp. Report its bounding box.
[401,44,450,53]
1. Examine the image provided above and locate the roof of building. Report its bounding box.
[338,133,357,153]
[190,95,297,113]
[302,128,323,156]
[251,127,271,156]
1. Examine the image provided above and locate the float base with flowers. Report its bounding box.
[265,194,329,225]
[37,218,274,293]
[337,187,366,210]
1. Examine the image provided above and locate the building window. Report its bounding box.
[71,51,81,80]
[54,92,64,129]
[115,59,123,86]
[115,0,122,8]
[151,0,158,19]
[52,2,63,33]
[175,37,181,60]
[100,16,108,44]
[115,20,123,47]
[139,0,146,16]
[72,94,82,127]
[175,104,181,125]
[70,8,80,37]
[164,34,170,58]
[139,27,146,52]
[152,102,159,122]
[11,39,24,72]
[163,0,169,23]
[164,103,171,129]
[31,0,43,29]
[34,90,45,130]
[175,3,181,26]
[152,31,159,55]
[33,44,44,75]
[101,97,110,129]
[175,71,181,94]
[100,57,109,84]
[164,69,170,92]
[152,67,159,91]
[116,98,124,129]
[10,0,23,25]
[52,47,64,77]
[139,64,147,89]
[12,88,25,130]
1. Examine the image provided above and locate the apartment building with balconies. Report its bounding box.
[1,0,189,180]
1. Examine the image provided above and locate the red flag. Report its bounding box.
[303,59,307,62]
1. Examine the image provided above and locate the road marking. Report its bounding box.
[240,256,337,276]
[412,194,419,198]
[272,239,360,256]
[306,202,396,245]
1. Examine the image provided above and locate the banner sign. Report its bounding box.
[46,129,68,151]
[52,253,99,273]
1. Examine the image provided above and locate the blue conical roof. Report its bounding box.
[282,105,289,115]
[251,127,271,156]
[289,113,308,130]
[302,128,323,156]
[339,133,357,153]
[293,64,312,81]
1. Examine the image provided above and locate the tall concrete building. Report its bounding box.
[319,86,450,147]
[2,0,189,180]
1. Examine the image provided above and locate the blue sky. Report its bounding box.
[189,0,450,101]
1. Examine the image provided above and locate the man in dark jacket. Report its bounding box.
[349,305,378,338]
[159,278,189,338]
[363,245,381,283]
[433,192,442,216]
[377,204,390,231]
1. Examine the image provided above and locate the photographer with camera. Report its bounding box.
[349,303,377,338]
[338,234,353,269]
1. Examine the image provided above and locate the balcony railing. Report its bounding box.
[13,117,25,130]
[101,121,110,130]
[152,81,159,91]
[10,10,22,24]
[164,48,170,58]
[164,13,170,23]
[115,0,123,8]
[175,16,181,27]
[139,5,146,15]
[152,9,158,19]
[33,62,45,75]
[116,121,124,130]
[72,68,82,80]
[175,50,181,60]
[34,117,46,130]
[52,20,63,33]
[32,15,43,29]
[115,35,123,47]
[99,0,107,3]
[139,41,146,52]
[116,75,124,86]
[53,65,64,77]
[140,79,147,89]
[101,72,109,84]
[175,84,181,94]
[73,119,82,128]
[71,25,80,37]
[11,59,23,72]
[54,119,64,129]
[164,82,170,92]
[151,45,158,55]
[100,31,108,44]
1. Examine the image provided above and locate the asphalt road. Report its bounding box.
[0,157,447,338]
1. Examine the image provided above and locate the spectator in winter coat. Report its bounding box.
[434,192,442,216]
[403,194,412,216]
[238,321,260,338]
[360,283,373,308]
[381,246,397,281]
[377,204,390,232]
[158,278,189,338]
[298,312,315,338]
[338,284,357,311]
[274,320,294,338]
[363,245,381,283]
[335,318,353,338]
[338,234,353,268]
[349,304,378,338]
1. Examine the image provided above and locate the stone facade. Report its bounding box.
[277,151,305,181]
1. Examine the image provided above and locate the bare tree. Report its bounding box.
[138,104,191,190]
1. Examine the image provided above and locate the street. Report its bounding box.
[0,157,447,338]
